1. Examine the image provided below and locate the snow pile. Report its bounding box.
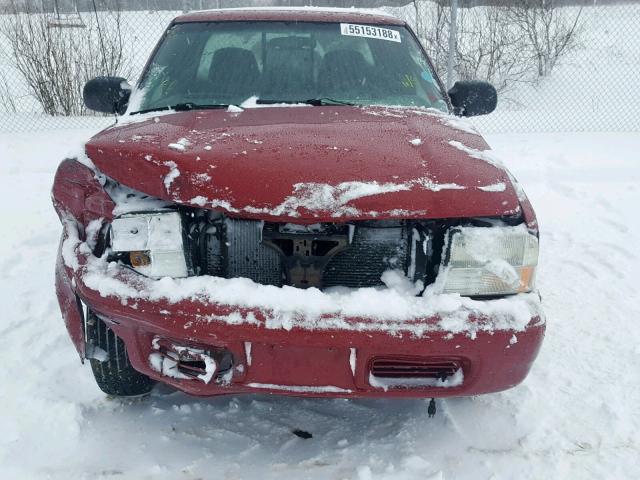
[368,369,464,392]
[162,161,181,191]
[168,137,190,152]
[261,181,413,218]
[240,96,312,109]
[2,129,640,479]
[362,106,481,136]
[189,195,208,207]
[478,182,506,192]
[246,383,352,394]
[448,140,529,201]
[448,140,505,169]
[414,177,465,192]
[439,115,480,135]
[411,107,481,136]
[223,176,466,218]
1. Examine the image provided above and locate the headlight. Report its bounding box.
[110,211,189,278]
[438,225,538,296]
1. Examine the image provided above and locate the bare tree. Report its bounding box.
[454,7,534,92]
[0,1,129,116]
[411,0,449,81]
[0,72,18,113]
[407,1,535,93]
[507,0,583,77]
[401,0,582,92]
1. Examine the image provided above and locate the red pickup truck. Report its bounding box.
[52,8,544,401]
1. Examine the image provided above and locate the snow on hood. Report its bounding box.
[85,105,522,222]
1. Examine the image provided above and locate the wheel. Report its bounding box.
[85,309,155,397]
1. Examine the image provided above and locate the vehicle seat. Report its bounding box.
[261,36,316,100]
[317,49,369,99]
[208,47,260,100]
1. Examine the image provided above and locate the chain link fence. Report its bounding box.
[1,0,638,133]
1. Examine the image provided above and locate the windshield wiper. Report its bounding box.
[130,103,230,115]
[255,98,357,106]
[306,98,357,106]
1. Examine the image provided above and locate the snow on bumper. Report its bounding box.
[57,225,546,397]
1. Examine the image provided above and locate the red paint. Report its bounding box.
[86,107,521,223]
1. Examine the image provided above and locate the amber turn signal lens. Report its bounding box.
[518,266,536,293]
[130,251,151,267]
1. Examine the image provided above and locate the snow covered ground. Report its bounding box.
[1,128,639,479]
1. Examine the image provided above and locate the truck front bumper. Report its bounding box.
[55,232,545,399]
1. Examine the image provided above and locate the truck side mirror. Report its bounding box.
[83,76,131,115]
[448,80,497,117]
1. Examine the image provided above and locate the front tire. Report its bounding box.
[85,310,155,397]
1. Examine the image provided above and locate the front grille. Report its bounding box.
[370,356,462,380]
[323,224,409,288]
[190,215,431,290]
[225,218,282,286]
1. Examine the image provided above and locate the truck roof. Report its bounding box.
[174,7,406,26]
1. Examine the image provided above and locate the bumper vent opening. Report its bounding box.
[370,356,462,380]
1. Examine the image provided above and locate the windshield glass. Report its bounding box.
[134,21,448,112]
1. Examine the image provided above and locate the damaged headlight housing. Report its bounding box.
[110,211,189,278]
[439,225,538,296]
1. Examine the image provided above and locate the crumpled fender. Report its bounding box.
[55,234,85,360]
[52,158,114,361]
[52,158,114,227]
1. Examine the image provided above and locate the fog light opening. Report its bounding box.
[149,336,234,384]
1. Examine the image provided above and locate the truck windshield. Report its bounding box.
[134,21,448,112]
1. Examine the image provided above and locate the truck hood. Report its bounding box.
[85,106,521,222]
